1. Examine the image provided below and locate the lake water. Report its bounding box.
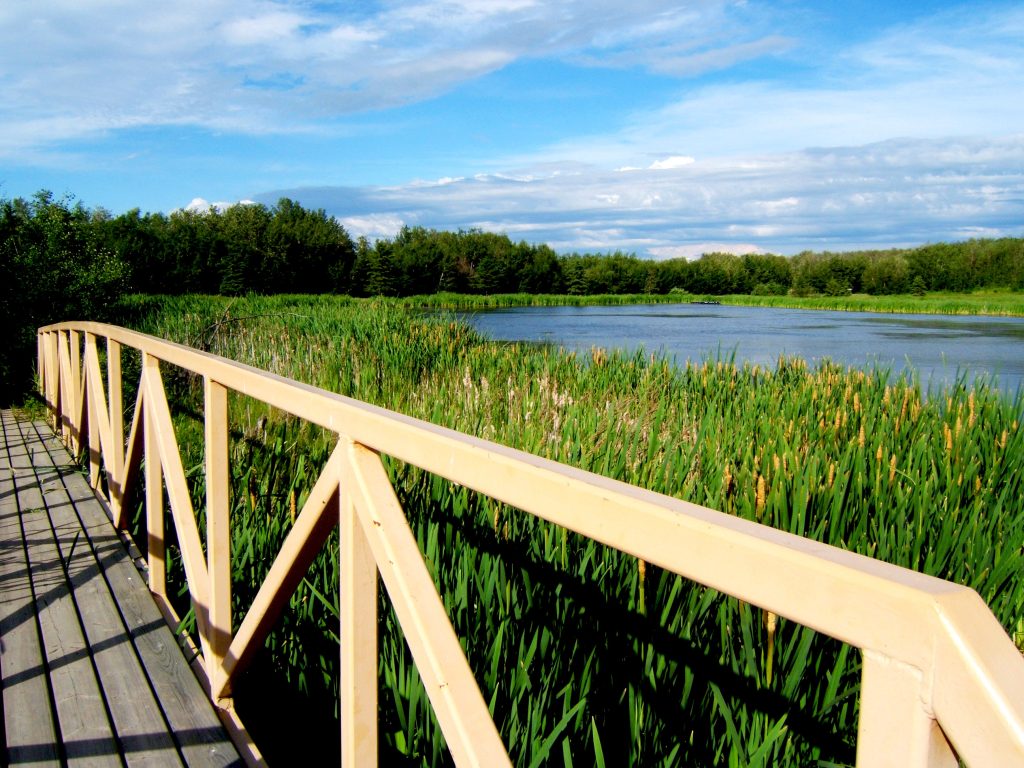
[458,304,1024,398]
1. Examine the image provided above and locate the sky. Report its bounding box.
[1,0,1022,257]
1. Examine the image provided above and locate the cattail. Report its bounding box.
[888,454,896,483]
[875,444,883,464]
[968,391,976,428]
[289,489,297,523]
[858,423,866,449]
[764,609,778,686]
[944,423,953,453]
[834,409,841,431]
[638,558,647,616]
[756,474,767,518]
[828,462,836,487]
[975,475,982,493]
[853,392,861,414]
[723,463,733,496]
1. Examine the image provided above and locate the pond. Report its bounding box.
[457,303,1024,398]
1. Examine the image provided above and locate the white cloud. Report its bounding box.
[338,213,406,241]
[181,197,257,213]
[649,155,695,170]
[0,0,754,156]
[513,5,1024,170]
[649,243,764,260]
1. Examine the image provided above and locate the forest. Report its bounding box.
[2,189,1023,400]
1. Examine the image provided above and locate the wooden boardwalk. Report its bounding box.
[0,409,242,767]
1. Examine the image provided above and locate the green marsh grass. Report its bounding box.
[394,289,1024,316]
[113,294,1024,766]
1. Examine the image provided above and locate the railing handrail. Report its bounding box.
[36,320,1024,767]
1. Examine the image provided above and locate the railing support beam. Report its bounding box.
[205,377,232,705]
[340,441,379,767]
[856,650,957,767]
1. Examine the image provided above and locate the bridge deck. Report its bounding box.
[0,409,242,767]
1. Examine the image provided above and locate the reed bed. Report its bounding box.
[395,290,1024,316]
[114,293,1024,767]
[708,291,1024,316]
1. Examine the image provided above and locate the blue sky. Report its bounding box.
[2,0,1022,257]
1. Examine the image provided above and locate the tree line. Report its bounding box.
[2,190,1023,400]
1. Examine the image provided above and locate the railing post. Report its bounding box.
[70,329,82,453]
[108,339,126,527]
[856,650,957,767]
[204,377,232,705]
[340,439,379,767]
[57,330,72,444]
[42,331,59,429]
[85,333,101,487]
[143,353,166,599]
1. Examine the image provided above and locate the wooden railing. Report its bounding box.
[37,321,1024,767]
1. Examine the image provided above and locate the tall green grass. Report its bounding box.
[709,291,1024,316]
[113,293,1024,766]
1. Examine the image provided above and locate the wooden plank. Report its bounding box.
[0,410,62,766]
[22,416,185,768]
[27,419,243,768]
[7,415,120,766]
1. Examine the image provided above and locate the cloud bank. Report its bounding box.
[264,134,1024,256]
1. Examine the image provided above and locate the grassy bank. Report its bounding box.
[711,290,1024,316]
[397,289,1024,316]
[113,294,1024,766]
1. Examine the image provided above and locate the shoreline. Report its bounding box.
[399,290,1024,317]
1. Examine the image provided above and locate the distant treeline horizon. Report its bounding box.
[5,190,1024,299]
[2,189,1022,400]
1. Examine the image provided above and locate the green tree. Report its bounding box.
[0,192,129,402]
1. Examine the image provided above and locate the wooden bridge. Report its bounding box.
[1,408,242,766]
[2,321,1023,766]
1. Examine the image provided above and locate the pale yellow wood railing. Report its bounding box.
[37,322,1024,767]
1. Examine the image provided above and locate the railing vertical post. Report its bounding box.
[108,339,126,527]
[57,331,72,444]
[70,329,82,453]
[204,377,232,705]
[85,333,101,487]
[143,353,166,599]
[340,439,378,767]
[856,650,958,767]
[43,331,59,430]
